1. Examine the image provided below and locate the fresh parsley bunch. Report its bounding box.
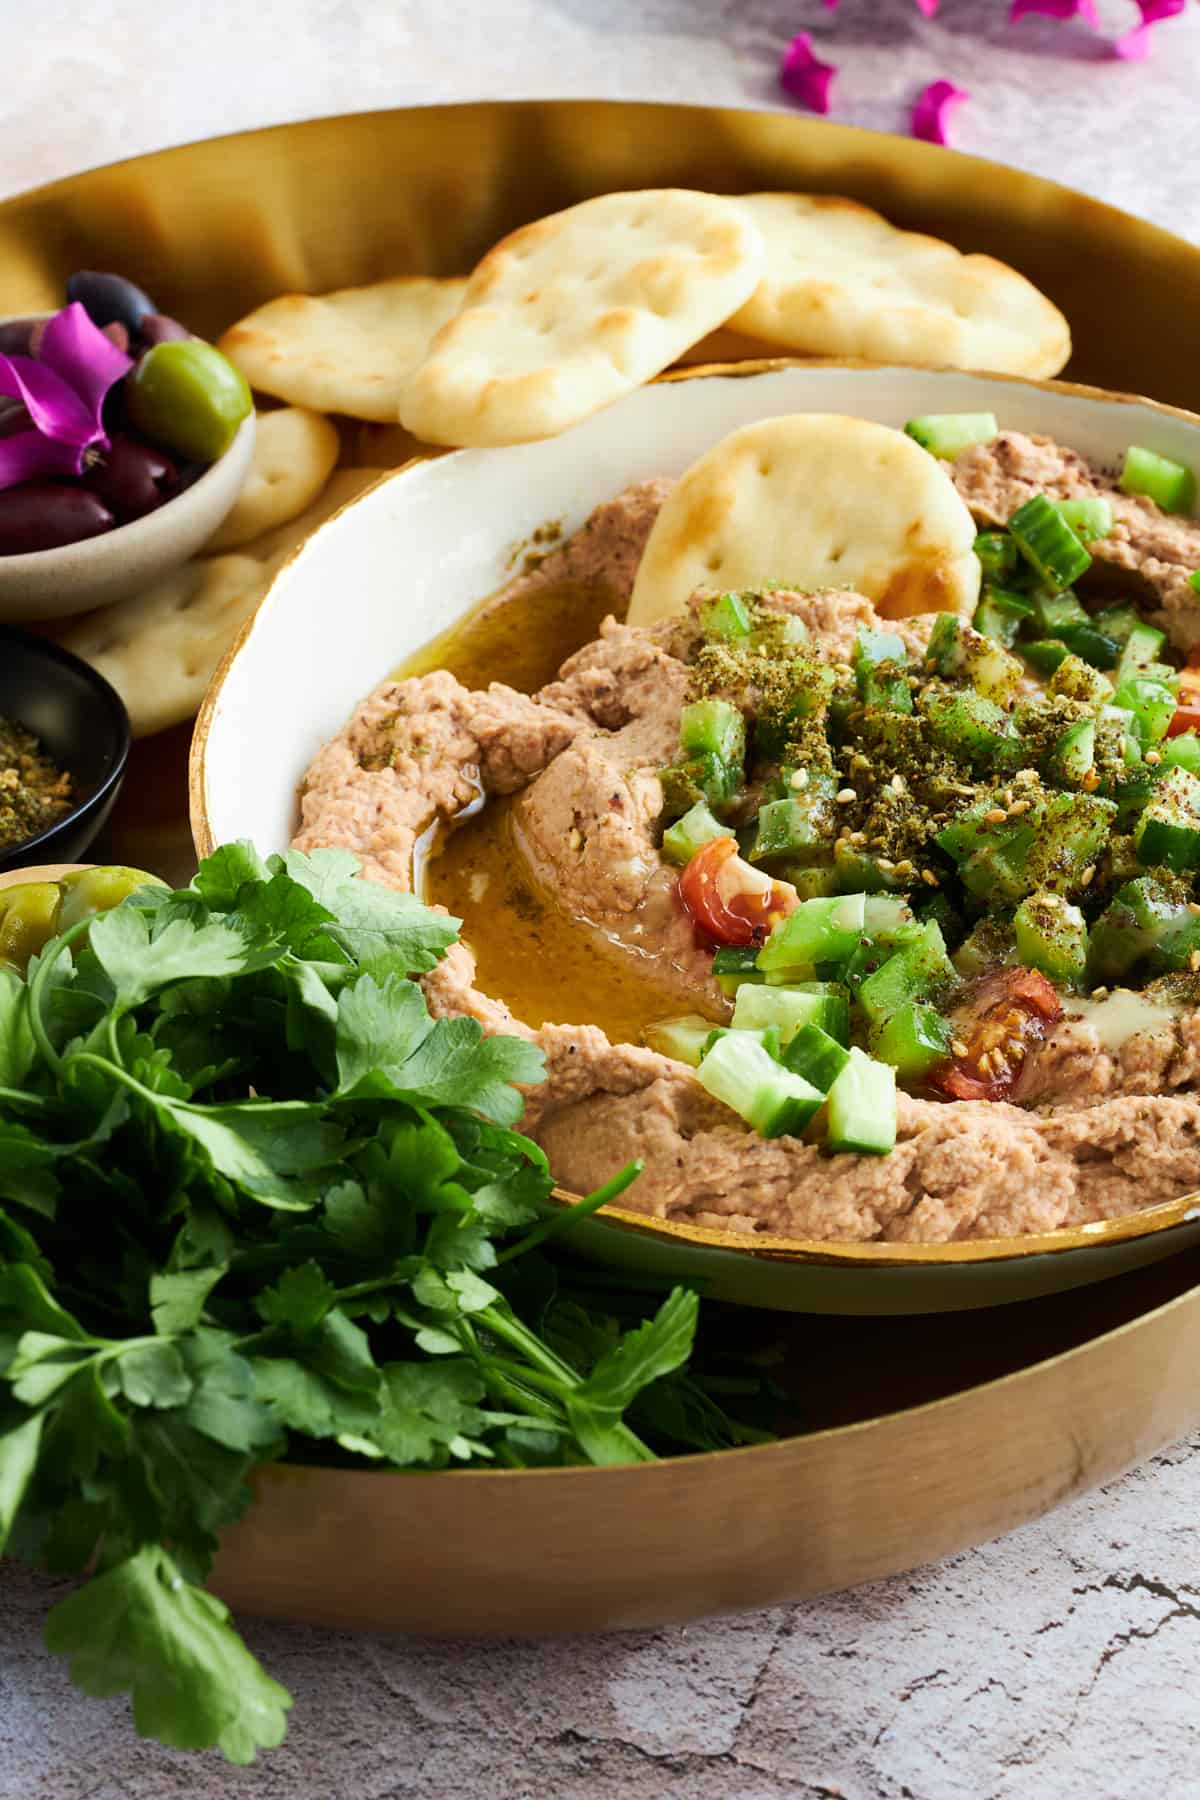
[0,843,741,1762]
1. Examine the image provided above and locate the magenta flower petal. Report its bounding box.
[912,79,969,147]
[0,427,83,488]
[1115,0,1186,58]
[913,0,940,16]
[0,354,96,453]
[1010,0,1099,23]
[779,33,837,113]
[38,302,132,424]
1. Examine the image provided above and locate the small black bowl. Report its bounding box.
[0,626,131,874]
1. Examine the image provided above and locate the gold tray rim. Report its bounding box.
[191,355,1200,1273]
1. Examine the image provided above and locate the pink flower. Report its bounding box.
[1115,0,1187,59]
[1009,0,1100,24]
[779,33,837,113]
[0,303,132,493]
[912,78,970,146]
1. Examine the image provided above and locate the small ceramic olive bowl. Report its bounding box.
[0,626,131,873]
[0,315,255,623]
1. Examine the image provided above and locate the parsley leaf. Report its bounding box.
[334,973,430,1095]
[566,1289,700,1466]
[272,849,460,971]
[0,967,34,1087]
[86,907,282,1011]
[386,1015,544,1125]
[44,1545,292,1763]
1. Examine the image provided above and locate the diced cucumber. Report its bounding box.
[700,592,754,641]
[679,698,746,766]
[831,842,902,895]
[757,892,866,973]
[1057,622,1121,672]
[695,1031,823,1139]
[935,798,995,864]
[1134,764,1200,870]
[1022,791,1116,893]
[643,1015,719,1067]
[662,799,727,867]
[731,983,850,1046]
[1088,874,1200,982]
[825,1048,897,1156]
[781,1022,851,1091]
[1020,639,1071,678]
[1013,892,1088,983]
[1031,586,1089,636]
[1054,496,1114,541]
[1115,620,1169,685]
[973,531,1020,584]
[703,1024,782,1062]
[973,591,1032,649]
[922,687,1022,765]
[925,615,1023,702]
[1046,717,1096,789]
[752,611,810,651]
[869,1002,953,1083]
[711,945,763,997]
[904,412,999,458]
[787,863,843,900]
[1047,654,1112,707]
[953,916,1017,979]
[1161,731,1200,775]
[1091,602,1141,647]
[1009,494,1092,590]
[857,921,957,1025]
[1120,445,1197,515]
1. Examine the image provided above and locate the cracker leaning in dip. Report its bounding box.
[294,410,1200,1245]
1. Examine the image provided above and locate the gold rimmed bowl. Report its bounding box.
[190,357,1200,1313]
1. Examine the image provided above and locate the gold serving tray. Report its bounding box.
[6,101,1200,1620]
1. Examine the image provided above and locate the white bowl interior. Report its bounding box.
[199,364,1200,854]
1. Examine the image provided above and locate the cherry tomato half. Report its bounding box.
[677,836,797,948]
[934,967,1062,1102]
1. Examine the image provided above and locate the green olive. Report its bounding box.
[126,339,252,463]
[0,883,63,974]
[57,865,166,933]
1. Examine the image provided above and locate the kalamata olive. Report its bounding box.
[0,317,37,357]
[0,482,115,555]
[101,321,130,353]
[66,269,156,335]
[137,312,190,348]
[126,339,252,463]
[84,432,180,522]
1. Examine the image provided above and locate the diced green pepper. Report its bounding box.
[1134,764,1200,870]
[1046,654,1112,707]
[1091,602,1141,647]
[700,592,754,641]
[1057,622,1121,672]
[974,590,1033,649]
[1112,676,1177,748]
[869,1002,953,1083]
[1088,874,1200,982]
[925,615,1023,702]
[1046,717,1096,789]
[658,751,739,819]
[1032,587,1089,636]
[679,698,746,766]
[1115,621,1169,685]
[853,628,913,712]
[757,892,866,973]
[1161,732,1200,775]
[922,686,1022,765]
[857,921,957,1025]
[1021,639,1072,678]
[662,799,727,867]
[973,531,1021,584]
[1013,892,1088,983]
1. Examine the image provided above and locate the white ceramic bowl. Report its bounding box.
[191,361,1200,1313]
[0,380,254,623]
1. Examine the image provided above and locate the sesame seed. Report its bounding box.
[877,858,896,872]
[851,753,871,771]
[1082,770,1101,792]
[1007,799,1032,816]
[984,808,1008,825]
[951,1039,969,1058]
[834,663,853,679]
[1041,893,1062,908]
[1189,950,1200,973]
[1145,750,1163,766]
[1092,986,1110,1001]
[921,869,939,887]
[1003,790,1014,808]
[835,788,857,804]
[978,1050,993,1075]
[850,830,868,846]
[790,768,808,789]
[895,859,915,876]
[891,773,906,794]
[1081,865,1096,888]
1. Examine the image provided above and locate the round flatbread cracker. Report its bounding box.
[218,277,468,423]
[627,414,981,629]
[204,407,341,551]
[721,194,1070,380]
[398,189,764,447]
[56,469,386,738]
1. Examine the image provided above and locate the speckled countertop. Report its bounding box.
[4,4,1200,1796]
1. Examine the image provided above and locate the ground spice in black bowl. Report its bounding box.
[0,716,73,851]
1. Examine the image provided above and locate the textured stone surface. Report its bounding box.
[4,2,1200,1792]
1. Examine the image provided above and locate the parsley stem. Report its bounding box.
[0,1085,46,1112]
[494,1159,644,1264]
[27,916,97,1076]
[475,1302,656,1463]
